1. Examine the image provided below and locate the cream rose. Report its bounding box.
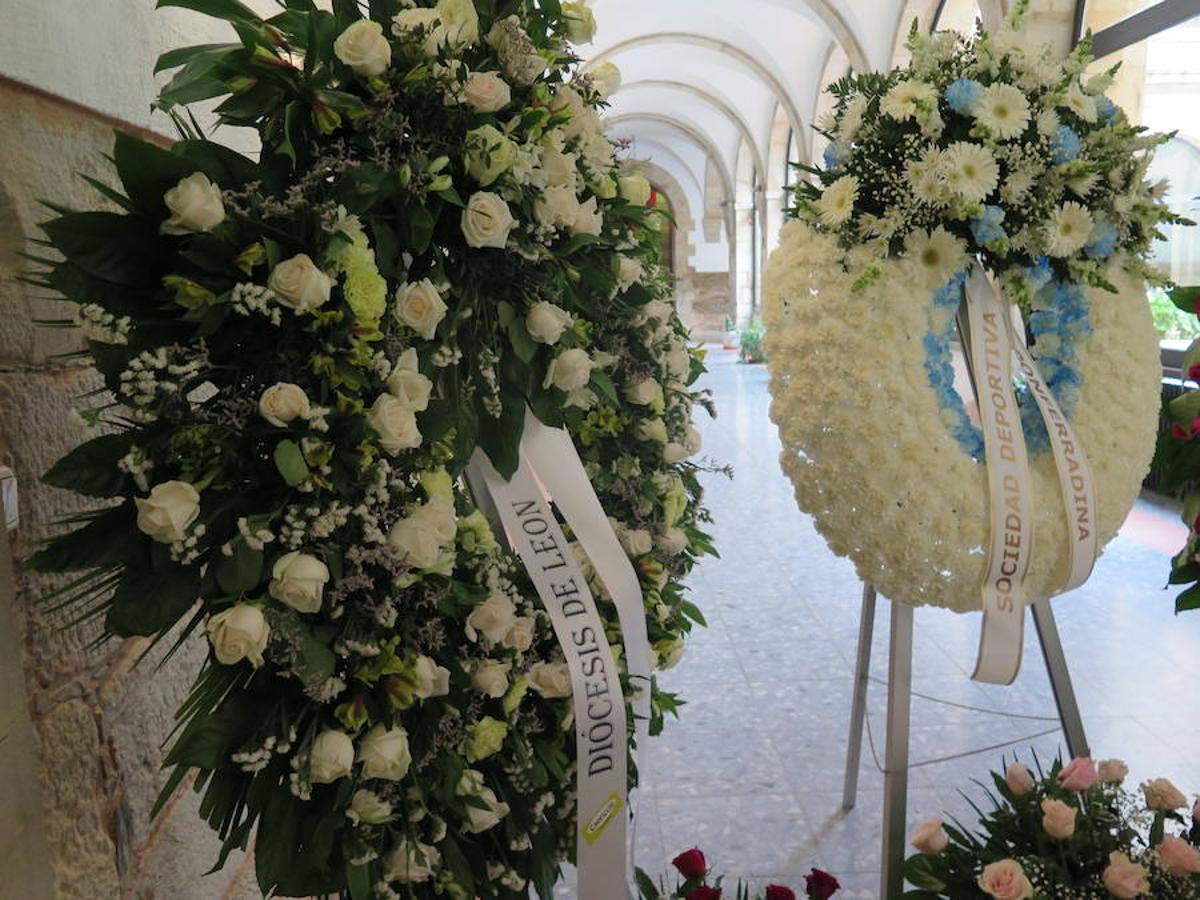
[259,382,311,427]
[910,818,948,854]
[619,173,652,206]
[413,654,451,699]
[528,661,571,698]
[1005,762,1035,796]
[135,480,200,543]
[349,789,392,825]
[357,723,412,781]
[461,191,515,248]
[205,604,269,668]
[615,254,644,291]
[388,502,455,569]
[269,254,333,313]
[664,342,690,379]
[656,527,688,555]
[1098,758,1129,784]
[392,8,444,57]
[472,660,510,698]
[394,279,447,340]
[436,0,478,49]
[589,61,621,98]
[580,132,614,174]
[467,594,517,643]
[464,786,510,833]
[561,1,596,43]
[268,551,330,614]
[161,172,225,235]
[570,196,603,237]
[637,417,668,444]
[387,349,433,411]
[1144,777,1189,811]
[1156,835,1200,876]
[620,527,653,557]
[540,142,578,190]
[977,859,1033,899]
[334,20,392,77]
[526,301,572,345]
[384,839,441,883]
[1041,798,1077,839]
[544,348,593,392]
[465,125,517,186]
[535,185,580,230]
[501,616,535,652]
[624,377,661,406]
[1102,852,1149,898]
[309,729,355,784]
[463,71,510,112]
[367,393,421,454]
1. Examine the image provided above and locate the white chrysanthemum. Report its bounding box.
[975,83,1030,140]
[1000,168,1035,205]
[814,174,859,227]
[1068,172,1100,198]
[1061,81,1098,123]
[879,79,937,122]
[1045,201,1093,256]
[905,150,949,206]
[942,142,999,202]
[1036,108,1061,137]
[838,94,869,142]
[903,226,966,290]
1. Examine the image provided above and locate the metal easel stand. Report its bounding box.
[841,584,1090,899]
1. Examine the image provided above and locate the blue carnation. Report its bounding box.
[1096,95,1117,122]
[1052,125,1081,164]
[945,78,983,114]
[823,140,847,171]
[969,205,1006,246]
[1086,222,1118,259]
[1025,257,1053,291]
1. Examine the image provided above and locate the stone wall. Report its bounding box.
[0,78,261,900]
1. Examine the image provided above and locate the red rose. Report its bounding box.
[686,888,721,900]
[765,885,797,900]
[672,848,707,880]
[1188,363,1200,383]
[804,868,840,900]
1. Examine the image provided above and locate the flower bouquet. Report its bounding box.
[905,755,1200,897]
[25,0,716,895]
[636,847,841,900]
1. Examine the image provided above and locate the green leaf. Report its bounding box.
[106,565,201,636]
[590,370,619,407]
[113,130,201,217]
[507,317,537,363]
[42,212,161,287]
[156,45,242,110]
[477,388,525,479]
[678,599,707,627]
[332,0,362,30]
[405,204,437,253]
[634,868,661,900]
[166,693,259,769]
[42,432,139,498]
[1169,285,1200,314]
[25,502,142,573]
[295,631,336,690]
[215,542,264,595]
[346,859,372,900]
[1176,582,1200,613]
[154,42,240,73]
[274,439,310,485]
[156,0,263,23]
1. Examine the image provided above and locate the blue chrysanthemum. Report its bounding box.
[1051,124,1081,164]
[945,78,984,114]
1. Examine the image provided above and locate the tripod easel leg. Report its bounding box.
[1031,599,1090,758]
[842,583,877,811]
[881,600,914,900]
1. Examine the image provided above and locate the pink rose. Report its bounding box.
[1143,777,1189,811]
[978,859,1033,899]
[1156,835,1200,876]
[1097,759,1128,784]
[1005,763,1035,796]
[1058,757,1098,792]
[1102,852,1149,898]
[1040,798,1076,840]
[910,818,948,854]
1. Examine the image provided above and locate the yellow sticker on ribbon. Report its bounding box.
[581,792,623,845]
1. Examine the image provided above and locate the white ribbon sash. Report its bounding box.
[469,449,629,900]
[965,269,1098,684]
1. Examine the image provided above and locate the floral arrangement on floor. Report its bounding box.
[906,754,1200,898]
[635,847,841,900]
[764,0,1180,612]
[26,0,715,896]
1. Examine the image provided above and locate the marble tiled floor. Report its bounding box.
[626,347,1200,898]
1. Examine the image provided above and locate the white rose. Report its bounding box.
[467,594,517,643]
[472,660,510,698]
[570,196,603,237]
[594,175,618,199]
[637,417,668,444]
[135,480,200,543]
[357,723,412,781]
[501,616,535,652]
[384,839,441,883]
[580,132,614,173]
[589,61,621,98]
[539,144,579,190]
[268,551,330,614]
[394,279,447,340]
[663,442,688,463]
[392,8,444,57]
[368,393,421,454]
[619,173,652,206]
[160,172,225,235]
[388,508,446,569]
[543,348,594,392]
[526,302,572,345]
[561,1,596,43]
[258,382,310,427]
[616,255,644,291]
[350,788,393,825]
[309,729,355,784]
[465,787,510,833]
[268,254,333,313]
[528,661,572,698]
[435,0,479,49]
[640,298,674,327]
[387,349,433,411]
[461,191,515,249]
[463,71,511,112]
[664,341,690,379]
[623,377,661,406]
[550,85,588,139]
[669,424,702,458]
[620,527,652,557]
[655,527,688,555]
[413,654,451,699]
[535,185,580,229]
[205,604,269,667]
[414,500,457,544]
[334,20,392,76]
[465,125,517,186]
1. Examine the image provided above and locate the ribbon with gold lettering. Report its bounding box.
[469,449,629,900]
[965,268,1099,684]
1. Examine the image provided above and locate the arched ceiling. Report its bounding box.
[587,0,910,190]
